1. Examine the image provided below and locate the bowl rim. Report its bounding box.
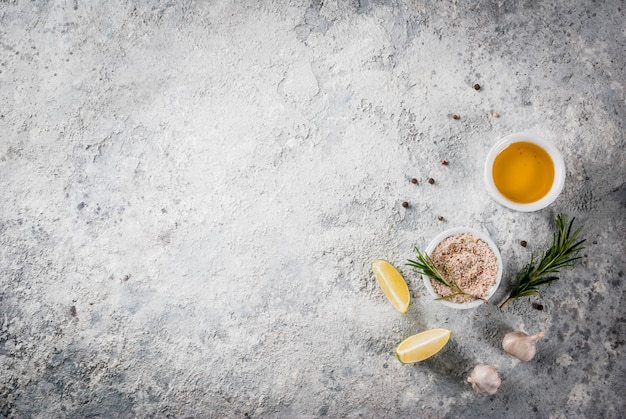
[484,132,566,212]
[422,227,503,309]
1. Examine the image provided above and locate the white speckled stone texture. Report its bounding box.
[1,0,624,417]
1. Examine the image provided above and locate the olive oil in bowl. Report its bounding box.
[492,141,555,204]
[484,133,566,212]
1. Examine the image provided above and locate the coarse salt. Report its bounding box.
[429,232,498,304]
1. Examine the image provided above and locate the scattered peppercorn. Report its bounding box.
[437,215,444,221]
[428,178,435,184]
[402,201,409,208]
[473,83,481,90]
[520,240,527,247]
[532,303,544,311]
[441,160,448,166]
[452,114,460,120]
[411,178,418,184]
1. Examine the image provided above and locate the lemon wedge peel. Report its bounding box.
[395,328,452,363]
[371,259,411,314]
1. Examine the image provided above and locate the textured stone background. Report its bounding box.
[1,0,625,417]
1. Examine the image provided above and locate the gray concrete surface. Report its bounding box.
[1,0,625,417]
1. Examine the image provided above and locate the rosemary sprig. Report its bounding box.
[407,248,487,302]
[499,214,585,309]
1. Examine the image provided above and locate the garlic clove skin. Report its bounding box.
[467,364,501,395]
[502,331,546,362]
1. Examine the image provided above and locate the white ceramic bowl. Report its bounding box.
[484,132,566,212]
[422,227,503,309]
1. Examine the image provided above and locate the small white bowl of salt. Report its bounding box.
[421,227,503,309]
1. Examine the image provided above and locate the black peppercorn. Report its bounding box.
[473,83,481,90]
[402,201,409,208]
[428,178,435,184]
[520,240,527,247]
[452,114,460,120]
[437,215,444,221]
[411,178,418,184]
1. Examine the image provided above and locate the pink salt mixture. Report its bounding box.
[429,232,498,304]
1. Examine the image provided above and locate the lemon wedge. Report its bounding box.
[395,328,452,363]
[371,259,410,314]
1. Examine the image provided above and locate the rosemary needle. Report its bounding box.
[499,214,585,309]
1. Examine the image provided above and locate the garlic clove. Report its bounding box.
[502,331,546,362]
[467,364,501,395]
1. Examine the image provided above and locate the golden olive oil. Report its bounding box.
[492,141,555,204]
